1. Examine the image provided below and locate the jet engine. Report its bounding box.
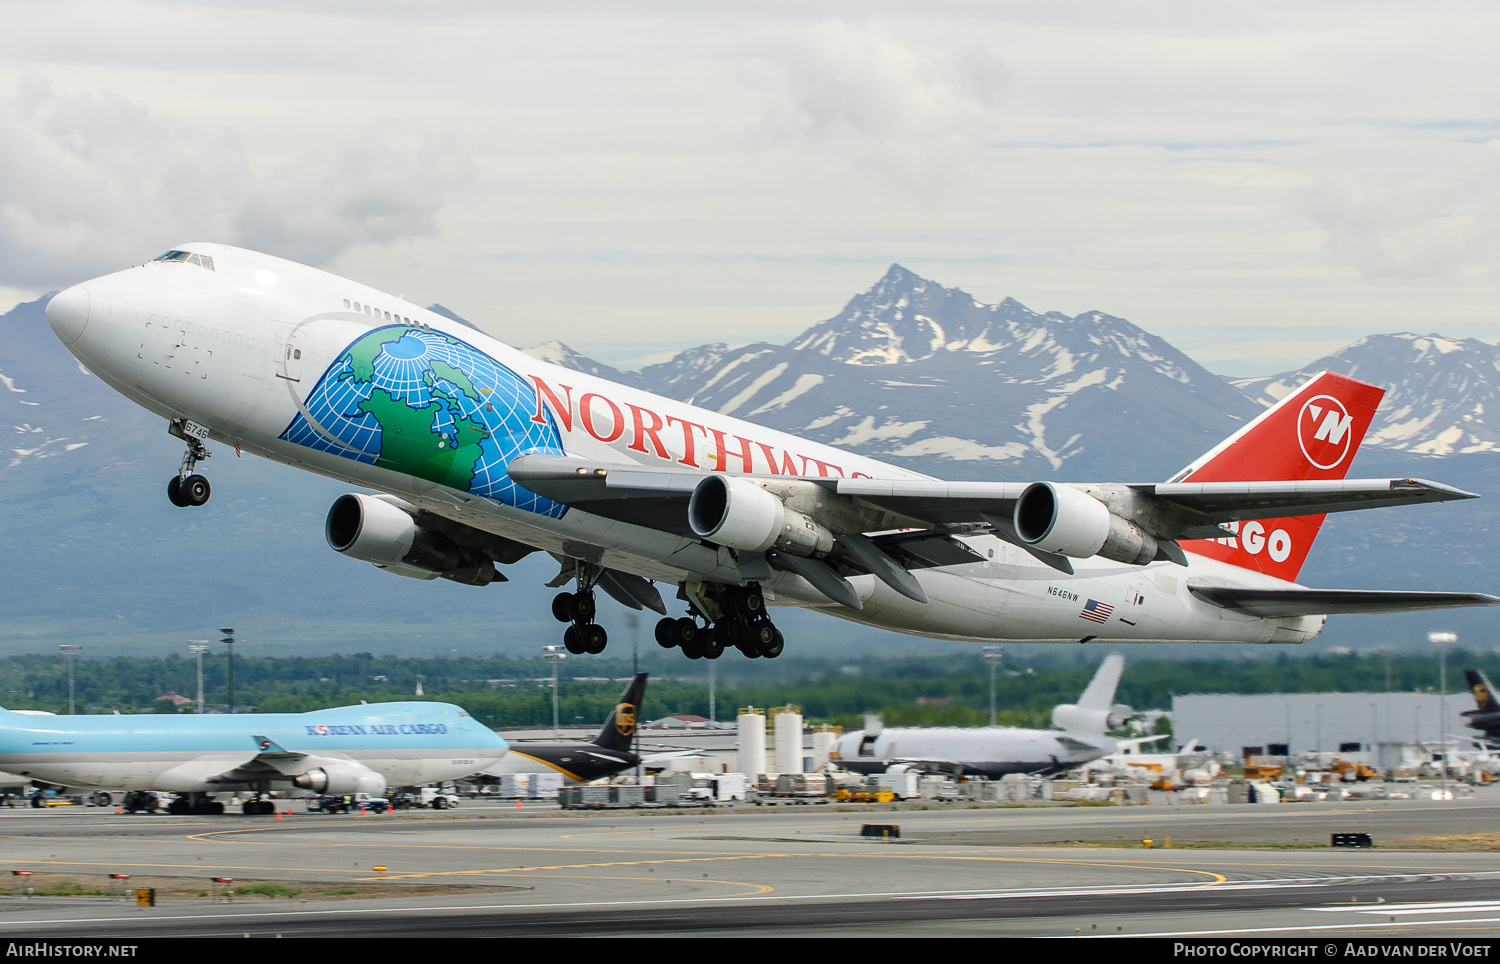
[687,475,835,557]
[292,761,386,797]
[325,493,502,586]
[1013,482,1158,566]
[1051,702,1133,733]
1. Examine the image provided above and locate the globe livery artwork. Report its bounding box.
[281,326,567,518]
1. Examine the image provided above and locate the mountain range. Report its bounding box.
[2,264,1496,657]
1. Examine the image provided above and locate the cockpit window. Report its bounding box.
[152,250,214,271]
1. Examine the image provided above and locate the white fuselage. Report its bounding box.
[831,726,1117,778]
[48,243,1323,645]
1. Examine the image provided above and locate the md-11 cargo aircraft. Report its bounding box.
[45,244,1500,659]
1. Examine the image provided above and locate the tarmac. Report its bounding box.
[0,790,1497,937]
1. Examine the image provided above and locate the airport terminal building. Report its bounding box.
[1171,692,1476,761]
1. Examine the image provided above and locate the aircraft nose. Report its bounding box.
[46,284,91,345]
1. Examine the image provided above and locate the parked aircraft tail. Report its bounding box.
[1051,653,1129,733]
[1466,669,1499,715]
[1170,371,1385,581]
[1462,669,1500,745]
[592,673,647,752]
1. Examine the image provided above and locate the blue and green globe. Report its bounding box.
[280,325,566,517]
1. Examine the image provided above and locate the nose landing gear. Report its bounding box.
[167,419,213,508]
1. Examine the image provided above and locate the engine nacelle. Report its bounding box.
[687,475,835,557]
[1013,482,1158,566]
[325,493,501,586]
[1052,703,1133,733]
[292,761,386,797]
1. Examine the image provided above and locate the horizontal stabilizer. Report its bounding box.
[1190,585,1500,617]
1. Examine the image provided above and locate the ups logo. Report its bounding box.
[1475,683,1491,706]
[614,703,637,737]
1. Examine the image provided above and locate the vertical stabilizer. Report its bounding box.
[592,673,647,752]
[1466,670,1499,715]
[1051,654,1129,733]
[1076,653,1125,711]
[1173,371,1385,581]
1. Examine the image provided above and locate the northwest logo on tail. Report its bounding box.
[1298,394,1355,470]
[1177,371,1384,582]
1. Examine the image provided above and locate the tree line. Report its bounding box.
[0,648,1484,730]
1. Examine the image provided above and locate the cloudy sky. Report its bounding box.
[3,1,1499,374]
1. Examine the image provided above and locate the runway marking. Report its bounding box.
[353,853,783,879]
[349,870,775,896]
[1313,899,1500,916]
[175,827,1222,883]
[1126,917,1500,938]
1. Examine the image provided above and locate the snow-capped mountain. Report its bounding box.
[1234,333,1500,457]
[622,265,1259,480]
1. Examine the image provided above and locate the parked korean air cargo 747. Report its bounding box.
[45,244,1500,659]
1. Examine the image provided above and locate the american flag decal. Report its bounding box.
[1079,599,1114,623]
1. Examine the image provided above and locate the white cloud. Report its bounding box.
[0,76,470,289]
[1300,144,1500,281]
[759,20,1011,192]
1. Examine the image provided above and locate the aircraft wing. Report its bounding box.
[1189,585,1500,617]
[508,454,1481,605]
[203,736,311,784]
[508,455,1473,538]
[1133,478,1476,539]
[873,757,969,776]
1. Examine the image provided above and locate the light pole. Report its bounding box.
[1430,631,1457,801]
[188,642,209,714]
[624,611,640,676]
[219,627,236,714]
[58,645,81,714]
[983,646,1003,725]
[542,645,566,738]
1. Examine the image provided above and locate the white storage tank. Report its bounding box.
[810,724,838,770]
[773,704,804,775]
[737,707,767,778]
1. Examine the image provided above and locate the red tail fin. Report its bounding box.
[1175,371,1385,581]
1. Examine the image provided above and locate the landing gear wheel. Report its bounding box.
[552,592,575,623]
[655,618,678,648]
[168,798,191,815]
[737,586,765,618]
[701,631,724,660]
[682,641,704,660]
[675,617,698,647]
[717,620,742,648]
[748,620,776,651]
[568,591,596,622]
[167,476,188,507]
[563,624,585,655]
[763,627,785,658]
[583,623,607,654]
[182,474,211,506]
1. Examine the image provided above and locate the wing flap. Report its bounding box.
[1190,585,1500,617]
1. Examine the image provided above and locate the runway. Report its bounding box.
[0,796,1497,937]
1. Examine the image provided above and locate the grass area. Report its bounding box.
[236,882,303,897]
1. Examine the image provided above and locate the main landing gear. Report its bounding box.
[166,419,212,508]
[165,792,225,816]
[656,583,784,660]
[552,566,607,655]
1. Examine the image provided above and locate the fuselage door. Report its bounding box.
[276,323,308,385]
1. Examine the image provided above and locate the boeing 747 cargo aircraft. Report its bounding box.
[45,244,1500,659]
[0,701,506,814]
